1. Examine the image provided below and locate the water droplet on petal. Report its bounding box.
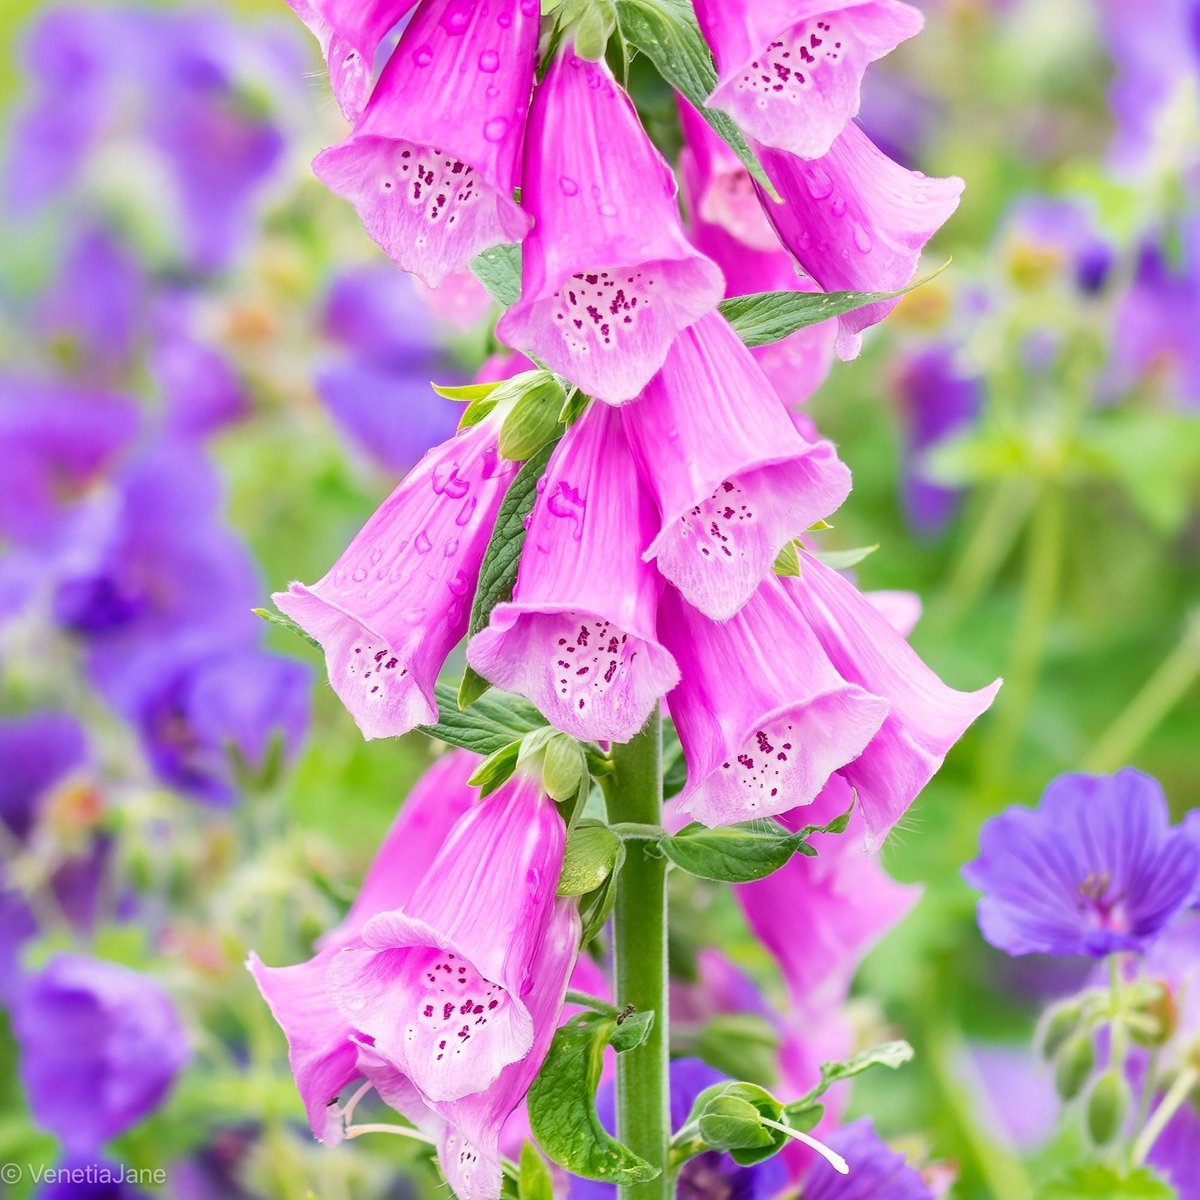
[416,531,433,554]
[413,44,433,66]
[559,176,579,196]
[852,223,873,253]
[483,116,510,143]
[806,167,834,200]
[598,202,618,217]
[478,50,500,72]
[352,567,368,582]
[830,194,847,217]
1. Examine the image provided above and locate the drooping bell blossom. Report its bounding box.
[963,769,1200,959]
[621,314,850,621]
[316,264,459,471]
[893,344,982,536]
[677,101,838,406]
[468,403,679,742]
[784,551,1000,845]
[756,121,964,358]
[496,52,724,404]
[694,0,924,160]
[274,415,519,740]
[660,577,889,830]
[353,897,580,1200]
[803,1119,932,1200]
[314,0,538,289]
[12,956,189,1154]
[284,0,417,120]
[571,1057,789,1200]
[249,749,479,1140]
[737,777,920,1008]
[329,768,570,1104]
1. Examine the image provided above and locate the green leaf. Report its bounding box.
[812,544,879,571]
[470,242,522,307]
[720,262,950,348]
[431,380,501,402]
[611,1009,654,1053]
[528,1015,660,1183]
[657,800,853,883]
[613,0,775,199]
[786,1040,914,1116]
[773,540,801,577]
[467,740,523,796]
[458,666,492,710]
[578,836,626,947]
[461,440,559,704]
[558,820,623,897]
[685,1082,787,1167]
[418,682,546,755]
[519,1141,554,1200]
[662,720,687,799]
[1042,1165,1175,1200]
[252,606,320,651]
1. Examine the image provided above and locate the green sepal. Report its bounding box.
[558,820,624,897]
[431,380,501,402]
[498,373,568,461]
[773,540,801,578]
[467,740,523,796]
[252,606,320,651]
[518,1142,554,1200]
[813,544,879,571]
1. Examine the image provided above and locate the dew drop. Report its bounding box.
[559,176,579,196]
[478,49,500,72]
[483,116,510,142]
[805,167,834,200]
[352,567,368,582]
[598,201,618,217]
[852,223,873,253]
[413,44,433,67]
[415,531,433,554]
[830,194,847,217]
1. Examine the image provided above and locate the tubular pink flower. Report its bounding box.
[678,101,837,405]
[757,121,964,358]
[353,898,580,1200]
[467,403,679,742]
[784,552,1000,846]
[495,52,724,404]
[736,777,920,1008]
[694,0,923,159]
[660,577,888,829]
[248,750,479,1141]
[328,770,568,1105]
[313,0,538,287]
[285,0,417,120]
[273,418,519,740]
[621,313,850,620]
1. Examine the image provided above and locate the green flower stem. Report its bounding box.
[604,706,670,1200]
[1132,1065,1199,1166]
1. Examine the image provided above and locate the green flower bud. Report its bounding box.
[1085,1070,1129,1146]
[1055,1033,1096,1101]
[1040,999,1085,1061]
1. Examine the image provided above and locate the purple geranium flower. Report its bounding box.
[13,955,190,1155]
[963,769,1200,958]
[572,1058,788,1200]
[803,1119,931,1199]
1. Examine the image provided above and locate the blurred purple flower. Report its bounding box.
[1000,196,1113,295]
[13,955,190,1155]
[893,345,982,535]
[1111,223,1200,408]
[803,1119,931,1199]
[965,1045,1057,1150]
[1098,0,1200,174]
[963,769,1199,958]
[33,1159,153,1199]
[570,1058,788,1200]
[315,264,459,471]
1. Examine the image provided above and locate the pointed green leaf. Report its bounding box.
[431,380,502,402]
[773,541,801,577]
[419,682,546,755]
[786,1040,914,1116]
[519,1142,554,1200]
[253,606,320,651]
[528,1015,660,1183]
[813,544,879,570]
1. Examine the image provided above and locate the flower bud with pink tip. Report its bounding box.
[314,0,538,287]
[273,417,519,740]
[621,313,850,621]
[695,0,924,159]
[468,402,679,742]
[496,52,724,404]
[661,577,889,829]
[756,121,964,358]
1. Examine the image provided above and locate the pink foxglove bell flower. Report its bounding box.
[328,768,570,1105]
[736,777,920,1009]
[352,898,579,1200]
[273,417,519,740]
[496,52,724,404]
[660,577,889,829]
[286,0,417,120]
[784,552,1000,846]
[468,403,679,742]
[678,101,837,406]
[694,0,924,159]
[248,750,479,1141]
[622,314,850,620]
[314,0,538,287]
[757,121,964,358]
